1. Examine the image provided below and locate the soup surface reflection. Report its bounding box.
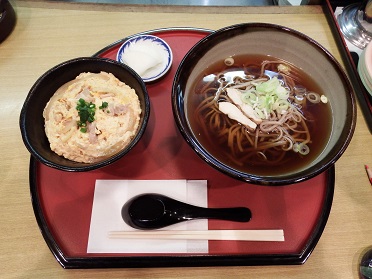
[186,55,331,176]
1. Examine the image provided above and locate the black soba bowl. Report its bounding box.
[172,23,356,186]
[20,57,150,172]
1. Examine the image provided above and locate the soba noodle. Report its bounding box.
[193,58,329,167]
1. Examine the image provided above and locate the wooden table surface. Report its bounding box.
[1,1,371,278]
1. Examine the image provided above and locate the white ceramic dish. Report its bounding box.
[358,41,372,96]
[116,35,173,83]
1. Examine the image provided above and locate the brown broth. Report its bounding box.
[185,55,332,176]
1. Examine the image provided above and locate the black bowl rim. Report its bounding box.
[20,57,150,172]
[172,22,357,186]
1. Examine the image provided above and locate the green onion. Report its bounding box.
[293,143,310,155]
[320,95,328,103]
[76,98,96,133]
[240,77,291,120]
[99,101,108,109]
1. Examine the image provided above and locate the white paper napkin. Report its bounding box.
[87,179,208,253]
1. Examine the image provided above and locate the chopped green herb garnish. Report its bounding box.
[76,98,96,133]
[99,101,108,109]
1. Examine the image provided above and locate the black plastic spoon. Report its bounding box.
[121,193,252,230]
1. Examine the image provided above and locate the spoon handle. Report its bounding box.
[183,206,252,222]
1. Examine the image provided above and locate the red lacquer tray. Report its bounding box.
[29,27,335,269]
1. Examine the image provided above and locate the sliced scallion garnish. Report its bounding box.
[76,98,96,133]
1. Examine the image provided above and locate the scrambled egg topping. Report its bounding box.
[43,72,141,163]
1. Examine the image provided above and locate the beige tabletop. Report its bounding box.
[1,1,372,278]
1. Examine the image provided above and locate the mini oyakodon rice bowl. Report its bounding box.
[43,72,141,164]
[20,57,150,172]
[172,23,356,186]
